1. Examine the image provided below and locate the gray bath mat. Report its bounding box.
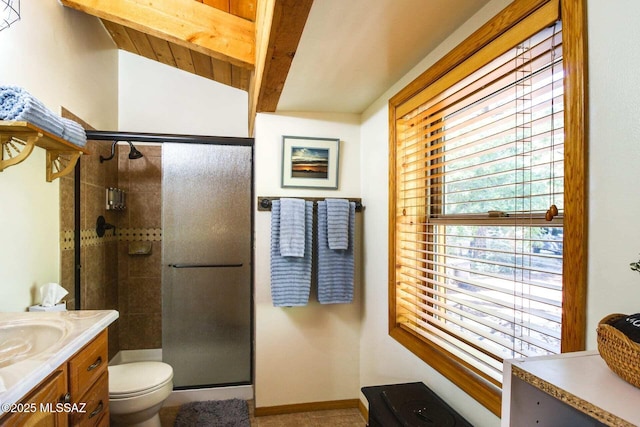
[174,399,250,427]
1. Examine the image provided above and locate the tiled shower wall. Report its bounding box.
[116,145,163,350]
[59,109,120,359]
[59,120,163,358]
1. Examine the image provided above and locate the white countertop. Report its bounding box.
[504,350,640,426]
[0,310,118,415]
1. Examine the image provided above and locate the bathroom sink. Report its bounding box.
[0,320,67,368]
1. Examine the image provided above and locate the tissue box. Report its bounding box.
[28,302,67,312]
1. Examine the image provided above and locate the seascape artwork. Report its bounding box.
[290,146,329,179]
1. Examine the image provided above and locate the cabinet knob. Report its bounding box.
[60,393,71,404]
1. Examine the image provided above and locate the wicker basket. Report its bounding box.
[597,313,640,388]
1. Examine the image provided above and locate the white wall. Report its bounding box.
[118,51,248,137]
[586,0,640,347]
[0,2,118,312]
[253,112,362,408]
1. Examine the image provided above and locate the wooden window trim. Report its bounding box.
[388,0,587,417]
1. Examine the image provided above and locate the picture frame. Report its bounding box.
[281,135,340,189]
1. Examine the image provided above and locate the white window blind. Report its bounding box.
[394,21,564,385]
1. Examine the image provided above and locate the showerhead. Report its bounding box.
[127,141,144,160]
[99,141,144,162]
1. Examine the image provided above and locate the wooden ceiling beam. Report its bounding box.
[249,0,313,134]
[250,0,275,136]
[60,0,255,69]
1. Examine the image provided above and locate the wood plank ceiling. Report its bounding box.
[103,0,256,92]
[59,0,314,135]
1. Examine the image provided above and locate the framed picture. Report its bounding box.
[281,135,340,189]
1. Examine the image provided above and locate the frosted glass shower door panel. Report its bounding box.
[164,266,251,386]
[162,143,252,388]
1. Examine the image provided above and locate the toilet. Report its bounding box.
[108,361,174,427]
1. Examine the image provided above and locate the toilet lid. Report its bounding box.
[109,362,173,396]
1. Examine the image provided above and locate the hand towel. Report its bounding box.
[270,200,313,307]
[0,85,64,138]
[317,201,355,304]
[61,117,87,148]
[279,198,307,257]
[326,198,350,250]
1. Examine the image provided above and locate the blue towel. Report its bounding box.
[0,85,64,138]
[326,198,350,250]
[270,200,313,307]
[279,198,306,257]
[317,201,355,304]
[61,117,87,148]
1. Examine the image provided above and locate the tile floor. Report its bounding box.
[159,400,366,426]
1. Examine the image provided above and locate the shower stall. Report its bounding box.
[77,131,253,390]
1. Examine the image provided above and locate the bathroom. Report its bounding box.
[1,1,640,426]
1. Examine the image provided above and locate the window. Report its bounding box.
[389,0,586,416]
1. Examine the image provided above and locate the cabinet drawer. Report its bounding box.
[68,330,107,399]
[70,371,109,427]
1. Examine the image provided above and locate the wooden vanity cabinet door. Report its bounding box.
[0,365,68,427]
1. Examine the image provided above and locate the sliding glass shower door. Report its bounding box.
[162,142,252,388]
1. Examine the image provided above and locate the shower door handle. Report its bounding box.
[168,263,243,269]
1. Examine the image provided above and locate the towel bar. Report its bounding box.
[168,263,243,268]
[257,197,363,212]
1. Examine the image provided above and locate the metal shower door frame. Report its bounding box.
[84,130,255,388]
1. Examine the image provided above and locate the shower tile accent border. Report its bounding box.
[118,227,163,242]
[61,230,74,251]
[80,228,117,246]
[61,227,163,249]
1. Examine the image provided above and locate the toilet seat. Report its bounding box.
[109,362,173,399]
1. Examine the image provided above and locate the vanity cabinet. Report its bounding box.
[0,330,109,427]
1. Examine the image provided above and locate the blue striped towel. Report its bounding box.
[0,85,64,138]
[270,200,313,307]
[61,117,87,148]
[317,201,355,304]
[326,198,350,249]
[279,198,306,257]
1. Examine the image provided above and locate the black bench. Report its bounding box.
[361,382,473,427]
